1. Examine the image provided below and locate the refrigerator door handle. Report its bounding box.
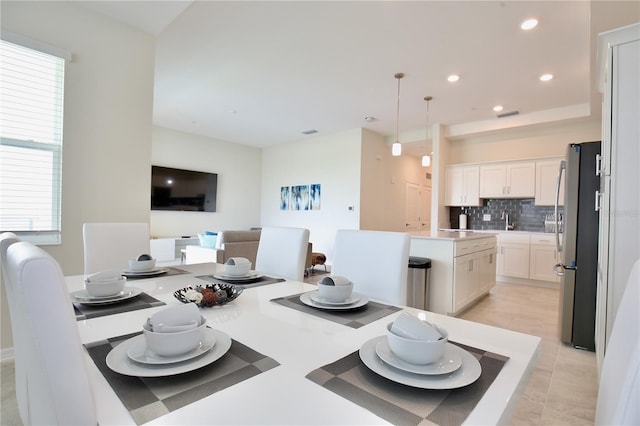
[553,263,565,276]
[555,160,566,253]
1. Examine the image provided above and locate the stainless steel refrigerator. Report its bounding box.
[554,141,601,351]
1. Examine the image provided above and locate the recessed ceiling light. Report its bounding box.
[539,73,553,82]
[301,129,319,135]
[493,105,504,112]
[521,19,538,30]
[447,74,460,83]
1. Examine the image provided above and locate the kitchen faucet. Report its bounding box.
[501,210,514,231]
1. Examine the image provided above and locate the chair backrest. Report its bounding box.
[83,222,150,274]
[255,226,310,281]
[331,229,411,305]
[0,232,28,422]
[5,241,97,425]
[595,258,640,425]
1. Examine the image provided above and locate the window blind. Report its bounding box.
[0,39,65,244]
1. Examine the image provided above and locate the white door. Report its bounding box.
[405,182,420,231]
[420,185,432,230]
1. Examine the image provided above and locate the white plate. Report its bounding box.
[310,293,361,306]
[359,336,481,389]
[122,268,169,278]
[106,328,232,377]
[375,337,462,375]
[300,291,368,310]
[71,287,142,305]
[126,328,217,365]
[213,271,264,281]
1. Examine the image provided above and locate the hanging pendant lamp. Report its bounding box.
[422,96,432,167]
[392,72,404,156]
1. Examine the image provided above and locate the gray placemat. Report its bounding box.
[270,292,402,329]
[84,330,280,425]
[195,274,285,289]
[74,292,166,320]
[306,342,509,426]
[124,267,190,280]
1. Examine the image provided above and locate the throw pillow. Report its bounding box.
[198,233,217,248]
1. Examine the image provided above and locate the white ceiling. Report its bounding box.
[75,1,639,156]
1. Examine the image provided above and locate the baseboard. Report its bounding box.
[497,276,560,289]
[0,347,15,362]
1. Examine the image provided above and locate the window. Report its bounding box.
[0,35,67,244]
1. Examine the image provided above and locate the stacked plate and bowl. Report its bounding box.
[358,312,482,389]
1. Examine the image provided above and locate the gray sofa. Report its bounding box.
[185,229,313,273]
[185,230,262,266]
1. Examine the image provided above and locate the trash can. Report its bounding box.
[407,256,431,310]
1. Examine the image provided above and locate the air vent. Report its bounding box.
[301,129,319,135]
[496,110,520,118]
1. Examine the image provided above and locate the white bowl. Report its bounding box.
[223,257,251,276]
[143,315,207,357]
[391,312,443,341]
[84,277,126,297]
[386,322,448,365]
[317,281,353,303]
[128,258,156,272]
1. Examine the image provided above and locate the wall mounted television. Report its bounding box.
[151,166,217,212]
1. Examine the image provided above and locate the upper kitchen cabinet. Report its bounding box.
[535,158,565,206]
[479,161,535,198]
[445,165,480,206]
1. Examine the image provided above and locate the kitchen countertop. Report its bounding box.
[409,230,498,241]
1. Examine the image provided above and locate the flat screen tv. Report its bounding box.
[151,166,217,212]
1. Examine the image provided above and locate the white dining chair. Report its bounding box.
[331,229,411,305]
[595,258,640,425]
[83,222,151,274]
[0,232,29,422]
[255,226,310,281]
[5,241,97,425]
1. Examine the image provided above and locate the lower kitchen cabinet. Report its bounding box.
[497,232,562,284]
[410,234,497,316]
[529,234,561,283]
[497,233,530,279]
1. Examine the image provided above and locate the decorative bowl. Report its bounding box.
[174,282,243,307]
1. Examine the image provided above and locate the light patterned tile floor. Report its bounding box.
[460,281,599,425]
[1,279,598,425]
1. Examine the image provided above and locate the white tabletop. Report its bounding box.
[67,263,540,425]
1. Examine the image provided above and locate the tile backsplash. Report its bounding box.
[449,199,564,233]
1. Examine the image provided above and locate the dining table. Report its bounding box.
[66,262,541,425]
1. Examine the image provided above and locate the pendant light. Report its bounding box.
[392,72,404,156]
[422,96,432,167]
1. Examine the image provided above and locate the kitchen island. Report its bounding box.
[410,231,497,316]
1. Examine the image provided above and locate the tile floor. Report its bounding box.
[0,279,598,425]
[459,282,599,425]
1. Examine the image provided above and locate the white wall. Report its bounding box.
[151,126,262,237]
[1,1,155,350]
[260,129,362,262]
[447,119,601,164]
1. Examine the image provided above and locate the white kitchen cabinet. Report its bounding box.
[445,165,480,206]
[453,253,475,312]
[479,161,535,198]
[452,238,496,313]
[478,246,497,295]
[529,234,560,283]
[410,234,496,316]
[496,233,530,279]
[535,158,565,206]
[596,23,640,372]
